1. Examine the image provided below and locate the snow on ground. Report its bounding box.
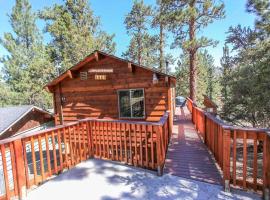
[26,159,260,200]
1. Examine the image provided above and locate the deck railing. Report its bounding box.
[187,98,270,199]
[0,111,170,200]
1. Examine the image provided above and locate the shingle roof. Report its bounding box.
[0,105,51,135]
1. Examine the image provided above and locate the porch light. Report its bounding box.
[61,96,66,103]
[153,73,158,84]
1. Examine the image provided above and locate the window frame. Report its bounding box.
[117,88,146,119]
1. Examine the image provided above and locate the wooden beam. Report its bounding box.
[128,62,133,73]
[67,70,73,79]
[94,51,99,62]
[165,76,169,86]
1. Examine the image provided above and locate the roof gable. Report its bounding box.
[0,105,52,135]
[45,50,176,91]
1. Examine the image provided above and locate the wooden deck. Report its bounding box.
[164,106,222,185]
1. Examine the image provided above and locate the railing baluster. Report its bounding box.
[139,124,143,167]
[51,131,58,173]
[119,123,123,162]
[134,124,137,166]
[253,133,258,191]
[63,128,68,167]
[38,135,45,182]
[263,133,270,198]
[1,144,10,199]
[110,122,114,160]
[68,126,74,166]
[150,125,154,169]
[72,125,77,164]
[77,124,82,162]
[223,129,231,192]
[81,123,86,160]
[22,141,30,189]
[145,125,149,168]
[45,133,52,176]
[115,123,118,161]
[106,122,110,159]
[9,142,18,196]
[102,122,106,159]
[128,123,132,165]
[124,123,128,163]
[30,137,38,185]
[233,130,237,186]
[243,131,247,189]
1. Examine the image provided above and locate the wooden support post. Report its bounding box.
[168,87,173,136]
[156,126,162,176]
[263,133,270,200]
[223,129,231,192]
[13,140,27,200]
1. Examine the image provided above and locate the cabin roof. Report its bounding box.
[0,105,53,135]
[45,50,176,91]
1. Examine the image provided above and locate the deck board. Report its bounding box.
[163,106,222,185]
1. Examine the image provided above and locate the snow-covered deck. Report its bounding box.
[27,159,260,200]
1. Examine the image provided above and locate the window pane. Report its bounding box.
[131,90,144,118]
[119,91,131,118]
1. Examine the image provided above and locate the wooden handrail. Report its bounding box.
[187,97,270,198]
[0,111,170,146]
[0,110,171,200]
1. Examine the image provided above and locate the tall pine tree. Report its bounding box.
[0,0,55,108]
[40,0,116,73]
[123,0,158,67]
[162,0,225,102]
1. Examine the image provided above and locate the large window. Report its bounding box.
[118,89,145,118]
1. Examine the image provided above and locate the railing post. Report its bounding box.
[13,139,27,200]
[156,126,163,176]
[223,129,231,192]
[263,133,270,200]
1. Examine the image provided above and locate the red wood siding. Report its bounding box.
[53,57,174,125]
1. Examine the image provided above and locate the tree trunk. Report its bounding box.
[189,50,197,101]
[159,23,164,72]
[189,16,197,102]
[137,31,142,65]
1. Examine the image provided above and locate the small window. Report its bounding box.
[118,89,145,118]
[80,72,88,80]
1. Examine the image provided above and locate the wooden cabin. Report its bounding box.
[45,50,176,127]
[0,105,54,140]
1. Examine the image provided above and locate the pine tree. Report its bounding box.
[123,0,154,66]
[152,0,167,72]
[219,1,270,128]
[40,0,116,73]
[175,50,220,106]
[122,33,159,67]
[162,0,225,102]
[0,0,55,108]
[219,44,231,102]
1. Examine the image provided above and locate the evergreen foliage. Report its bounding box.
[176,50,220,106]
[162,0,225,101]
[40,0,116,73]
[0,0,55,109]
[220,0,270,128]
[123,0,158,67]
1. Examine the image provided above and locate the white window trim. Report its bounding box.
[117,88,145,119]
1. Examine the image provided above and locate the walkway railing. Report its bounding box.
[187,98,270,198]
[0,111,170,200]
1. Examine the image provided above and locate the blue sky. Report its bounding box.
[0,0,256,71]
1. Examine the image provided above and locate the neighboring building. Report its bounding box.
[45,50,176,126]
[0,105,54,139]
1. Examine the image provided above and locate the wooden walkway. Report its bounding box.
[164,106,222,185]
